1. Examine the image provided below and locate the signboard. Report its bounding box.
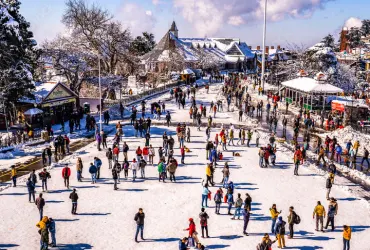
[331,102,345,112]
[303,104,312,110]
[45,84,72,101]
[42,98,75,108]
[285,97,292,104]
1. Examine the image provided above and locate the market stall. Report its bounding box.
[40,82,78,125]
[24,108,44,127]
[180,68,195,84]
[281,72,344,111]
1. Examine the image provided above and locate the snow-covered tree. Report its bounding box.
[0,0,38,104]
[130,32,156,56]
[322,34,335,49]
[42,35,94,95]
[360,19,370,37]
[346,27,364,49]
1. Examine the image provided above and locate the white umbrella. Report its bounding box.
[181,68,195,75]
[24,108,43,115]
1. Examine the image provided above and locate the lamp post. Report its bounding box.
[261,0,267,92]
[98,56,102,132]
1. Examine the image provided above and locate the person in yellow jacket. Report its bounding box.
[269,204,281,234]
[343,225,351,250]
[313,201,326,232]
[36,216,49,230]
[10,165,17,187]
[205,164,213,186]
[353,140,360,157]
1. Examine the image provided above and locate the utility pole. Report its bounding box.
[261,0,267,93]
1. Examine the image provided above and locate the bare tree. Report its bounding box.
[62,0,132,74]
[42,36,94,96]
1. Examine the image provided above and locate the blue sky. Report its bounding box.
[20,0,370,49]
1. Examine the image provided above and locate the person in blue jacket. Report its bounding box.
[226,190,234,215]
[48,217,56,247]
[178,237,188,250]
[89,163,98,184]
[335,144,342,164]
[26,177,35,203]
[94,157,102,179]
[209,148,217,167]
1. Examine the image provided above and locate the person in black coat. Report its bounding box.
[69,189,79,214]
[134,208,145,242]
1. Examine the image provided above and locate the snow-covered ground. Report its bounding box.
[0,82,369,250]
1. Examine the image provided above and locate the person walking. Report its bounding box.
[242,208,251,236]
[134,208,145,242]
[10,165,17,187]
[69,188,78,214]
[275,216,286,248]
[48,217,56,247]
[148,144,155,165]
[76,157,83,182]
[106,148,113,169]
[38,168,51,192]
[35,193,46,221]
[199,208,210,238]
[270,204,281,234]
[139,157,147,179]
[62,164,71,189]
[325,176,332,200]
[325,197,338,231]
[214,189,223,214]
[313,201,326,232]
[343,225,351,250]
[221,164,230,188]
[180,146,185,164]
[122,142,129,161]
[184,218,199,245]
[361,147,369,171]
[26,177,36,203]
[89,163,98,184]
[244,193,252,212]
[287,206,297,239]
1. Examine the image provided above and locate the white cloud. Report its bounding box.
[343,17,362,30]
[228,16,245,26]
[118,3,157,36]
[173,0,332,36]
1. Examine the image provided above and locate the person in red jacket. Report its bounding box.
[142,146,149,162]
[136,146,142,161]
[62,164,71,189]
[113,145,120,162]
[293,147,303,176]
[183,218,199,245]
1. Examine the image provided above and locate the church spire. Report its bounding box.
[170,21,179,38]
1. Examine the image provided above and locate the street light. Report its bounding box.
[261,0,267,92]
[98,56,102,133]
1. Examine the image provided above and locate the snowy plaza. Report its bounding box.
[1,0,370,250]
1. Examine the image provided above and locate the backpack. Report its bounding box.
[214,193,221,203]
[294,213,301,224]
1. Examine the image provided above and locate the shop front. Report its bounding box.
[40,83,78,125]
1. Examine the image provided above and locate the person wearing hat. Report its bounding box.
[184,218,199,246]
[343,225,351,250]
[275,216,286,248]
[10,165,17,187]
[134,208,145,243]
[69,189,78,215]
[325,198,338,231]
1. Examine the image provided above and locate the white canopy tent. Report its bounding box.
[281,76,343,111]
[24,108,44,115]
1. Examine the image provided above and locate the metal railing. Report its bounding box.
[0,130,43,150]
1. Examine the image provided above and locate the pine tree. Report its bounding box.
[130,32,156,56]
[0,0,38,104]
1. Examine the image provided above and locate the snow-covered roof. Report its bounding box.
[281,77,343,94]
[142,30,255,65]
[332,99,369,109]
